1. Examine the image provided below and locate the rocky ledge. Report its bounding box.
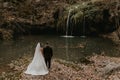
[0,0,120,40]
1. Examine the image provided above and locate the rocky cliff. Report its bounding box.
[0,0,120,40]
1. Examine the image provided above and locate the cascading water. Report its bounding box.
[80,15,86,38]
[66,9,71,36]
[61,9,74,38]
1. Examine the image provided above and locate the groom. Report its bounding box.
[43,42,53,69]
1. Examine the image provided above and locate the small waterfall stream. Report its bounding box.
[66,9,71,36]
[61,9,74,38]
[80,15,86,38]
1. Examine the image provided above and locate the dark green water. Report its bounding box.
[0,35,120,65]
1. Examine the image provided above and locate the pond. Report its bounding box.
[0,35,120,65]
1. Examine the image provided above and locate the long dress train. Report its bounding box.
[24,43,48,75]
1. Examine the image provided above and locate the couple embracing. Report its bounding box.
[25,42,53,75]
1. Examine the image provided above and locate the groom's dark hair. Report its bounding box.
[40,43,43,47]
[46,41,49,45]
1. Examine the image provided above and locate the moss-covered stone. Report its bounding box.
[57,1,120,36]
[0,0,120,39]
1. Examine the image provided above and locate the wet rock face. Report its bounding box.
[0,0,70,37]
[0,0,120,38]
[86,7,118,35]
[57,1,120,36]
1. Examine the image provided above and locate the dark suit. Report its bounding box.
[43,46,53,69]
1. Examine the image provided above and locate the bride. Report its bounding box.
[24,42,48,75]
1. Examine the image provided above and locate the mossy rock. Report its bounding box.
[57,1,120,35]
[71,11,83,24]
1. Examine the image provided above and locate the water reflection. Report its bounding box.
[65,38,69,61]
[0,35,120,65]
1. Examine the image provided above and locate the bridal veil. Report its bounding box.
[24,43,48,75]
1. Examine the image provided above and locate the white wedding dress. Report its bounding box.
[24,43,48,75]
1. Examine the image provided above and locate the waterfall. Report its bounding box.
[61,9,74,38]
[66,9,71,36]
[80,15,86,38]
